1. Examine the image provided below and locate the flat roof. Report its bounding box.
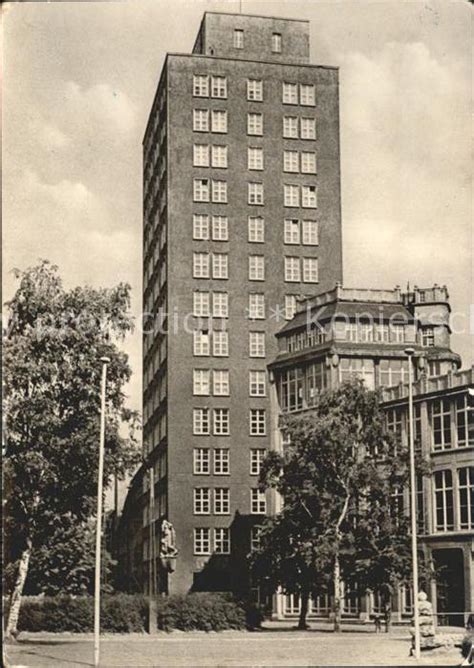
[202,11,309,24]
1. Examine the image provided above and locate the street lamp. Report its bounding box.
[94,356,110,668]
[405,347,420,659]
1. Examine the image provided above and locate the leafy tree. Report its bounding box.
[251,380,428,631]
[3,261,140,638]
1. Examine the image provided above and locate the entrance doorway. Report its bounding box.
[433,548,465,627]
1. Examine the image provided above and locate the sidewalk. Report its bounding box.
[4,625,464,667]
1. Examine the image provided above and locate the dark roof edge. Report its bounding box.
[203,11,309,24]
[165,51,339,70]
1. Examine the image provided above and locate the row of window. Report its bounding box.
[193,74,315,106]
[193,447,266,475]
[193,145,317,173]
[233,28,282,54]
[192,214,319,246]
[194,527,230,555]
[192,109,317,139]
[192,292,298,321]
[193,179,318,208]
[193,369,267,398]
[192,253,318,282]
[194,487,266,516]
[434,467,473,531]
[284,323,408,354]
[191,406,266,435]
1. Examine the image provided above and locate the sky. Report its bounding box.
[3,0,473,419]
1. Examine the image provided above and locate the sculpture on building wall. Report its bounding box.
[159,519,178,572]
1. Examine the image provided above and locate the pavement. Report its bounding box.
[4,625,465,667]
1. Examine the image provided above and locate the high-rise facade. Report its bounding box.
[142,12,343,594]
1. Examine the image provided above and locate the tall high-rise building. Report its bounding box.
[142,11,343,594]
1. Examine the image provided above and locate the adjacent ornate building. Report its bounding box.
[268,284,473,625]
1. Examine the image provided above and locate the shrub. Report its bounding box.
[18,594,147,633]
[156,593,246,632]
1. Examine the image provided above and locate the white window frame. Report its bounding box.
[193,109,209,132]
[193,252,210,278]
[193,330,210,356]
[283,150,299,173]
[214,488,230,515]
[302,185,317,208]
[302,257,318,283]
[272,32,282,53]
[213,448,230,475]
[301,151,317,174]
[211,109,228,133]
[211,145,228,169]
[300,84,315,106]
[250,448,267,475]
[300,117,316,140]
[214,527,230,554]
[283,116,298,139]
[302,220,318,245]
[282,82,298,105]
[248,216,265,243]
[193,291,210,317]
[212,180,228,204]
[193,178,210,202]
[193,408,210,435]
[193,448,210,475]
[212,252,228,279]
[284,295,297,320]
[213,408,230,435]
[285,256,301,282]
[212,330,229,357]
[193,214,210,240]
[212,292,228,318]
[193,75,209,98]
[249,331,265,357]
[212,369,230,396]
[193,369,210,396]
[194,527,211,555]
[247,79,263,102]
[251,488,267,514]
[234,29,244,49]
[284,184,300,207]
[250,408,266,436]
[249,255,265,281]
[211,75,227,99]
[193,144,210,167]
[248,293,265,319]
[247,112,263,136]
[211,215,228,241]
[249,371,266,397]
[248,147,264,171]
[248,182,264,205]
[284,218,300,244]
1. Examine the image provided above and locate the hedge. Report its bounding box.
[18,593,260,633]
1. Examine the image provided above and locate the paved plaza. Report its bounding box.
[4,627,464,667]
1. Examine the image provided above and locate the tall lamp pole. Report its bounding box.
[94,356,110,667]
[405,347,420,659]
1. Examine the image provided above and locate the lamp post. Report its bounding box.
[405,347,420,659]
[94,356,110,668]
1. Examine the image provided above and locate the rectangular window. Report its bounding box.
[300,84,315,106]
[250,408,266,435]
[212,180,227,203]
[193,109,209,132]
[193,214,209,240]
[249,255,265,281]
[193,291,210,317]
[212,292,228,318]
[434,470,454,531]
[211,145,228,168]
[212,253,228,279]
[282,82,298,104]
[283,116,298,139]
[301,152,317,174]
[214,527,230,554]
[285,256,301,282]
[194,528,210,555]
[234,29,244,49]
[193,369,210,396]
[284,184,300,207]
[300,117,316,140]
[455,395,471,447]
[193,75,209,97]
[247,113,263,136]
[249,331,265,357]
[251,488,267,514]
[248,216,265,243]
[213,408,230,435]
[214,488,230,515]
[193,408,210,435]
[390,325,405,343]
[303,257,318,283]
[285,295,297,320]
[247,79,263,101]
[193,252,210,278]
[212,215,228,241]
[193,330,210,356]
[248,182,264,205]
[248,147,264,171]
[422,327,435,347]
[211,109,227,133]
[374,324,389,343]
[283,150,299,173]
[193,144,210,167]
[302,185,317,208]
[214,448,230,475]
[284,219,300,244]
[193,448,210,475]
[211,75,227,99]
[458,467,474,529]
[250,526,261,551]
[193,178,210,202]
[213,369,229,396]
[249,370,266,397]
[213,330,229,357]
[431,399,452,451]
[194,488,211,514]
[250,449,267,475]
[302,220,318,245]
[248,293,265,319]
[272,32,282,53]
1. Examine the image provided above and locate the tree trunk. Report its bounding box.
[297,587,310,630]
[383,593,392,633]
[333,553,342,633]
[5,538,32,640]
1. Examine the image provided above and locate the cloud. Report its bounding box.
[63,81,137,134]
